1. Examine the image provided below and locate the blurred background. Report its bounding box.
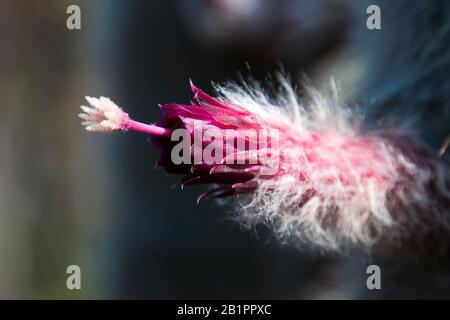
[0,0,449,299]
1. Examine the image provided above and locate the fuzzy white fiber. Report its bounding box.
[214,78,450,254]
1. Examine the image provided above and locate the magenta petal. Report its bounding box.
[150,83,269,201]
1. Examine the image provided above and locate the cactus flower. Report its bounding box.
[79,79,450,255]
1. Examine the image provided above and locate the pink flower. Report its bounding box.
[80,80,450,255]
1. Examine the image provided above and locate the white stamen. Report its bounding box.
[79,96,128,132]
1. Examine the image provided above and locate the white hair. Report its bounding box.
[213,78,450,254]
